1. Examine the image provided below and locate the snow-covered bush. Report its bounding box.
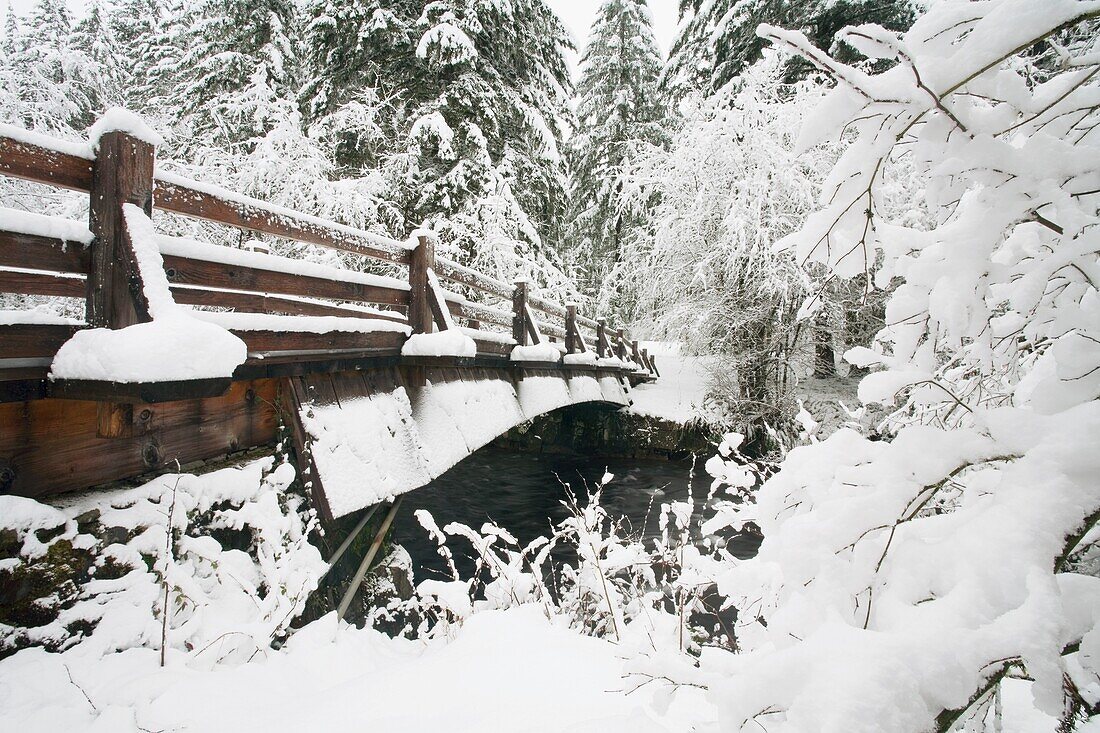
[612,53,901,443]
[656,2,1100,730]
[0,457,325,664]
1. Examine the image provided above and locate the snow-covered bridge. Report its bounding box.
[0,113,657,521]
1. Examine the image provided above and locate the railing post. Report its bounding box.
[565,304,578,354]
[596,318,608,358]
[641,347,652,372]
[631,339,642,366]
[616,328,627,361]
[88,129,156,328]
[408,233,435,334]
[512,278,529,346]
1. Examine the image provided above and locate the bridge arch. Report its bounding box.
[289,365,635,521]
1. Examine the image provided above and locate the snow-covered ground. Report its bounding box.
[627,342,712,423]
[0,605,708,732]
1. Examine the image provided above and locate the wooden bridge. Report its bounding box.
[0,114,658,522]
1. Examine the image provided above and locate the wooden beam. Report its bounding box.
[168,285,407,324]
[0,134,93,192]
[565,304,578,354]
[616,328,628,361]
[512,279,529,346]
[160,254,409,307]
[0,268,85,298]
[154,179,411,266]
[230,329,406,354]
[88,130,155,328]
[0,323,83,358]
[407,234,435,334]
[596,318,609,358]
[0,230,90,273]
[434,256,512,300]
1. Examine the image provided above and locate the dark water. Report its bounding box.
[391,448,762,582]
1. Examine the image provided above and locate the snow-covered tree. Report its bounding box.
[568,0,667,289]
[663,0,915,100]
[677,2,1100,729]
[70,0,128,125]
[146,0,300,152]
[301,0,578,297]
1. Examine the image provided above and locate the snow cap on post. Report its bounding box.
[88,108,164,151]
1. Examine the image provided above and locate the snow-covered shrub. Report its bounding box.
[613,53,903,445]
[0,458,325,664]
[648,3,1100,730]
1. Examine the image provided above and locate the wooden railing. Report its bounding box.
[0,117,659,397]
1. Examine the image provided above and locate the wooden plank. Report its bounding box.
[0,135,93,192]
[512,280,528,346]
[232,328,406,354]
[451,300,512,329]
[434,256,512,300]
[0,379,280,499]
[0,323,82,358]
[49,377,233,403]
[283,376,335,523]
[0,268,85,297]
[160,254,409,307]
[0,230,90,273]
[169,285,407,323]
[155,179,411,266]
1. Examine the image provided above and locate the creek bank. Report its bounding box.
[490,403,717,461]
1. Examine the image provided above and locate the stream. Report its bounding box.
[391,447,762,582]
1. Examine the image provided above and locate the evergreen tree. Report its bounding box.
[147,0,300,152]
[70,0,128,125]
[663,0,915,99]
[108,0,163,107]
[5,0,91,131]
[301,0,576,294]
[567,0,667,288]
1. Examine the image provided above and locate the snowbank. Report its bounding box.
[511,342,562,362]
[50,206,247,382]
[627,342,711,424]
[401,330,477,357]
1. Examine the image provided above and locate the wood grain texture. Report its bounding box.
[0,379,279,499]
[0,136,93,192]
[0,230,90,273]
[0,268,85,297]
[155,180,411,266]
[161,254,409,307]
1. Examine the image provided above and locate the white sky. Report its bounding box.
[6,0,683,79]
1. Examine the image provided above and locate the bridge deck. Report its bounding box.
[0,115,658,517]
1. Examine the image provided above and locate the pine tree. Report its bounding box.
[70,0,128,125]
[568,0,667,288]
[147,0,300,152]
[301,0,576,293]
[109,0,163,107]
[6,0,91,131]
[663,0,915,100]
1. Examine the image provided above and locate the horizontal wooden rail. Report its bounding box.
[450,300,513,330]
[229,328,406,355]
[434,257,512,300]
[0,229,90,273]
[0,323,83,358]
[0,268,85,298]
[155,175,412,266]
[168,285,407,324]
[0,132,93,192]
[161,255,410,308]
